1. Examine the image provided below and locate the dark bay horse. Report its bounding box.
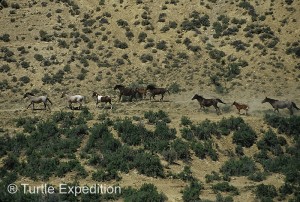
[262,97,299,115]
[61,92,84,110]
[92,92,112,109]
[232,101,249,115]
[23,92,52,110]
[192,94,226,115]
[114,84,137,102]
[146,85,170,101]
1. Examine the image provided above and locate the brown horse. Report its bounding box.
[135,87,147,99]
[92,92,112,109]
[262,97,299,115]
[146,85,170,101]
[192,94,226,115]
[232,101,249,115]
[114,84,137,102]
[24,92,52,110]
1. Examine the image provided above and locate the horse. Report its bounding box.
[192,94,226,115]
[61,92,84,110]
[113,84,137,102]
[262,97,299,115]
[92,92,112,109]
[135,87,147,99]
[146,85,170,101]
[232,101,249,115]
[23,92,52,110]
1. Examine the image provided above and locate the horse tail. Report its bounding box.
[292,102,300,110]
[47,97,53,105]
[216,98,226,104]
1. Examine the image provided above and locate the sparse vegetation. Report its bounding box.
[0,1,299,201]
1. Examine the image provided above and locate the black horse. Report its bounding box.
[146,85,170,101]
[114,84,137,102]
[192,94,226,115]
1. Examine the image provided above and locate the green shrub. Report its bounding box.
[220,157,256,176]
[232,124,257,147]
[235,145,244,156]
[190,120,217,140]
[257,129,283,156]
[114,39,128,49]
[248,172,267,182]
[178,166,195,182]
[156,40,168,50]
[134,152,164,177]
[255,184,277,201]
[162,148,177,164]
[264,114,300,137]
[3,153,20,170]
[205,171,221,183]
[124,183,167,202]
[171,139,190,161]
[0,64,10,73]
[209,49,225,61]
[19,76,30,84]
[144,110,171,124]
[182,180,203,202]
[34,54,44,61]
[212,182,239,195]
[216,193,234,202]
[168,82,181,93]
[139,54,153,63]
[180,116,192,126]
[192,140,218,161]
[0,34,10,42]
[20,61,30,69]
[180,127,194,141]
[138,32,147,42]
[92,169,120,181]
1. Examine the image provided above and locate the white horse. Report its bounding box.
[92,92,112,109]
[24,92,52,110]
[61,92,84,110]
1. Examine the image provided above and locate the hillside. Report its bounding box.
[0,0,300,201]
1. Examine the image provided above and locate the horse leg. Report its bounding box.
[289,108,293,115]
[32,103,35,110]
[215,105,221,115]
[160,94,164,101]
[109,101,113,109]
[44,102,47,110]
[27,102,32,109]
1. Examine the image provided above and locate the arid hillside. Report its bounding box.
[0,0,299,201]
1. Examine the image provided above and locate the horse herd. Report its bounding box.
[23,84,300,115]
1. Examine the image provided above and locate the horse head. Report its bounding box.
[24,92,34,98]
[232,101,236,105]
[146,84,156,90]
[114,84,124,90]
[262,97,268,103]
[92,92,98,97]
[192,94,201,100]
